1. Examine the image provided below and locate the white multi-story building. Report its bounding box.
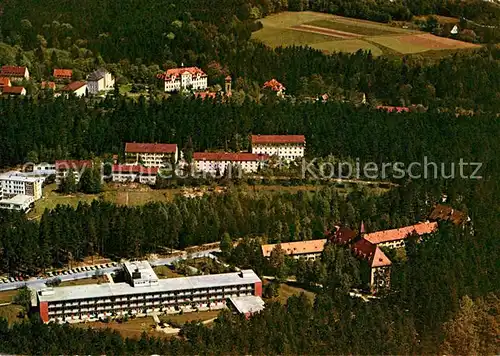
[157,67,208,92]
[125,143,178,168]
[111,165,158,185]
[55,160,93,186]
[87,68,115,94]
[193,152,269,176]
[36,261,262,324]
[0,194,35,212]
[251,135,305,162]
[0,172,44,201]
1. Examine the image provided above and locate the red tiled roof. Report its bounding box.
[1,65,27,77]
[429,204,468,225]
[61,81,87,91]
[125,143,177,154]
[41,81,56,90]
[0,77,11,87]
[112,165,158,175]
[157,67,206,81]
[330,226,357,245]
[363,221,438,245]
[263,78,285,91]
[352,239,391,267]
[55,160,92,170]
[193,152,269,162]
[251,135,305,144]
[53,69,73,78]
[261,239,327,257]
[376,106,410,113]
[2,86,25,94]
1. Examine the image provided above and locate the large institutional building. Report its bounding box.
[157,67,208,92]
[0,172,43,201]
[125,143,179,168]
[251,135,305,162]
[36,261,262,324]
[193,152,269,175]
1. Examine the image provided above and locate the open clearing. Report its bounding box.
[252,11,480,56]
[28,181,388,219]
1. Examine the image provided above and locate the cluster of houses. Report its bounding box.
[0,65,115,97]
[0,134,303,208]
[110,134,305,185]
[261,206,470,294]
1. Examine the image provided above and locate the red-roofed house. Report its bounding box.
[111,165,158,185]
[0,77,11,87]
[352,239,392,293]
[261,239,327,260]
[363,221,438,248]
[157,66,208,92]
[55,160,93,186]
[263,79,285,96]
[125,143,178,167]
[2,86,26,95]
[0,66,29,81]
[61,81,88,97]
[193,152,269,175]
[41,81,56,90]
[53,69,73,80]
[251,135,305,161]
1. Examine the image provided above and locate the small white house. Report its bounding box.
[61,81,88,97]
[87,68,115,94]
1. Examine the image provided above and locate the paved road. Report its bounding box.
[0,249,220,292]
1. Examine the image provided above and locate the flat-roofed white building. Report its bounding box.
[0,194,35,212]
[228,295,265,319]
[157,67,208,92]
[111,165,158,185]
[193,152,269,176]
[251,135,305,162]
[33,163,56,176]
[36,261,262,324]
[0,172,44,201]
[125,143,178,168]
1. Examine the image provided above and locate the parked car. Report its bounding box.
[112,262,117,266]
[9,277,14,282]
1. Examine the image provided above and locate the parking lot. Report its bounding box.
[0,249,219,292]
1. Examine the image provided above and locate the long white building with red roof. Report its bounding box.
[251,135,306,162]
[157,66,208,92]
[125,143,178,168]
[193,152,268,176]
[362,221,438,249]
